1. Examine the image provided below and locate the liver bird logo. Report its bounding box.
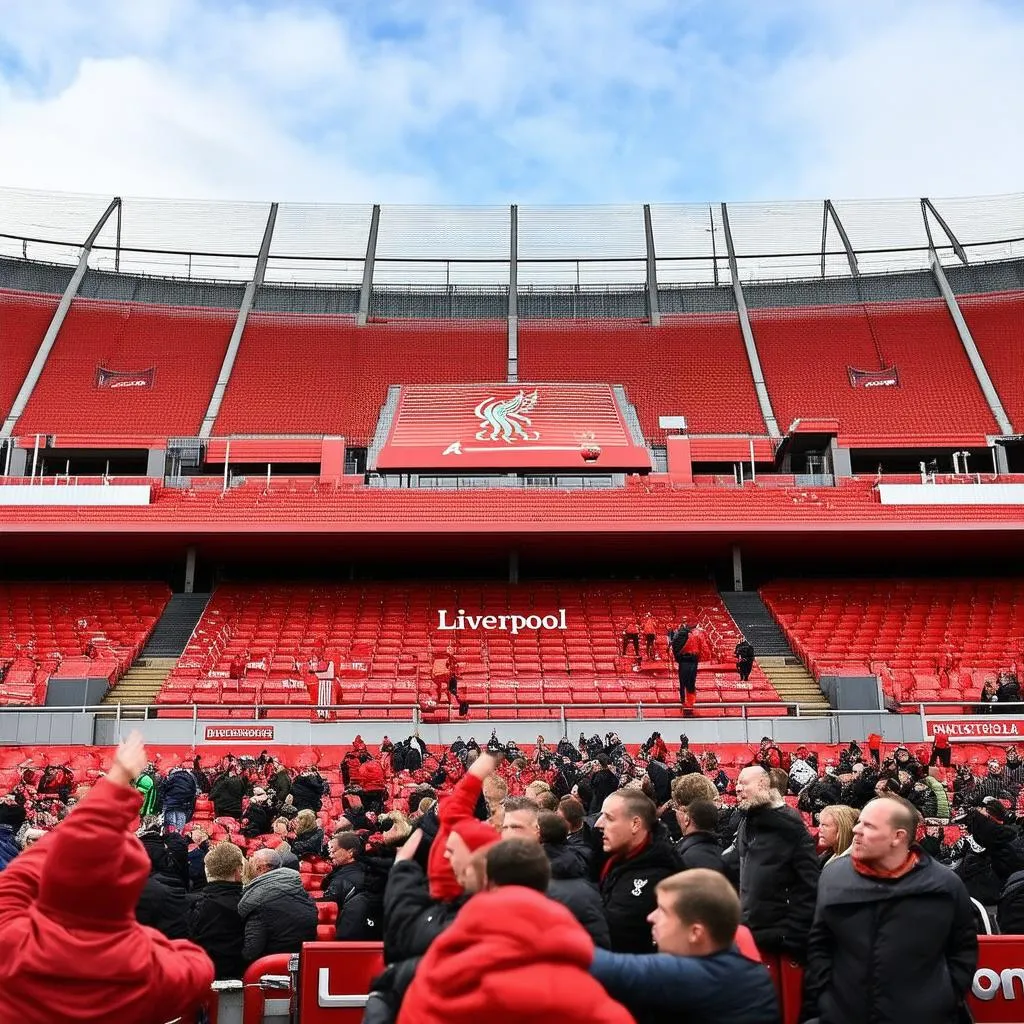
[474,390,541,443]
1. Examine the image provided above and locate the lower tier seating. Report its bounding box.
[158,581,779,717]
[761,579,1024,706]
[0,582,170,706]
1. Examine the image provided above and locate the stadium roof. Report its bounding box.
[1,186,1023,289]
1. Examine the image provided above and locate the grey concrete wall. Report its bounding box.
[0,712,96,746]
[45,678,109,707]
[819,675,884,711]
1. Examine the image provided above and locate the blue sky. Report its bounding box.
[0,0,1022,204]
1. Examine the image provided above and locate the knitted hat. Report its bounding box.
[451,818,499,853]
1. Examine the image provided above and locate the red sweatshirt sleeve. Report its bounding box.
[438,771,484,827]
[147,934,217,1017]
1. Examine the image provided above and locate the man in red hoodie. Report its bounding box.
[0,731,215,1024]
[397,839,634,1024]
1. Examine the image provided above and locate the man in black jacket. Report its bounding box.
[596,789,681,953]
[322,832,366,910]
[237,848,317,964]
[674,800,725,872]
[290,767,327,813]
[209,765,247,821]
[558,795,600,878]
[803,795,977,1024]
[727,766,819,961]
[500,798,610,947]
[187,841,246,979]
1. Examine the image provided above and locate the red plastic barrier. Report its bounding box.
[241,954,292,1024]
[296,942,385,1023]
[778,936,1024,1024]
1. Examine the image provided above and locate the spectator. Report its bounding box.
[161,766,198,833]
[0,822,20,871]
[621,616,641,661]
[929,732,952,768]
[817,804,857,867]
[596,788,681,953]
[210,764,247,821]
[337,851,393,941]
[674,800,725,873]
[187,841,246,980]
[642,613,659,661]
[290,766,327,813]
[998,866,1024,934]
[803,795,977,1024]
[323,832,365,909]
[558,795,599,875]
[240,787,274,838]
[0,793,27,832]
[136,836,190,940]
[291,808,325,859]
[237,848,317,963]
[0,731,214,1022]
[727,766,819,961]
[976,759,1013,803]
[590,868,779,1024]
[977,678,1001,714]
[500,799,609,946]
[266,756,291,806]
[735,639,755,682]
[701,752,731,795]
[955,800,1024,906]
[394,839,633,1024]
[998,670,1022,707]
[669,622,712,715]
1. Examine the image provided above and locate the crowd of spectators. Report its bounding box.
[1,727,1021,1021]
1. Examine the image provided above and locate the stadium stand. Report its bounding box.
[213,316,507,444]
[761,579,1024,706]
[958,290,1024,431]
[0,289,59,423]
[0,582,170,705]
[158,581,779,717]
[517,317,767,439]
[13,298,235,438]
[750,299,998,444]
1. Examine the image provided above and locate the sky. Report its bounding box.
[0,0,1023,206]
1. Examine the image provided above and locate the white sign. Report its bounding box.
[437,609,567,635]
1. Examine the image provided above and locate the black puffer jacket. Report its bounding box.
[382,859,467,964]
[187,880,245,980]
[162,768,198,817]
[241,801,274,838]
[237,867,318,963]
[290,772,327,813]
[675,830,725,872]
[732,802,819,960]
[292,826,326,859]
[803,850,977,1024]
[599,833,681,953]
[998,869,1024,934]
[210,773,247,820]
[136,873,189,940]
[544,841,610,948]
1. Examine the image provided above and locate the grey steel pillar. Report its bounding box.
[720,204,781,438]
[929,251,1013,435]
[731,545,743,592]
[357,204,381,327]
[508,204,518,383]
[200,203,278,438]
[643,204,660,326]
[1,197,122,438]
[184,547,197,595]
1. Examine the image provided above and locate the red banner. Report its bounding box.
[925,717,1024,742]
[203,725,275,742]
[374,383,651,471]
[848,365,899,388]
[95,366,156,389]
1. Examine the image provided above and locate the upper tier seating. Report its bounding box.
[214,317,507,445]
[15,298,235,438]
[159,581,779,718]
[761,579,1024,707]
[0,582,170,705]
[517,317,767,439]
[751,299,997,444]
[0,289,59,423]
[958,290,1024,432]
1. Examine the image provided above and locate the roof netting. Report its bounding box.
[1,187,1022,289]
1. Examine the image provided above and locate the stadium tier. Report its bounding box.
[761,579,1024,705]
[959,289,1024,430]
[751,298,998,444]
[158,581,778,718]
[0,582,170,705]
[0,289,60,427]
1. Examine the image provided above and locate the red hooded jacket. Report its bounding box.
[426,770,485,900]
[397,886,634,1024]
[0,776,214,1024]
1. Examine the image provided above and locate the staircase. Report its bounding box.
[141,593,211,657]
[99,593,210,719]
[100,658,178,718]
[720,590,831,714]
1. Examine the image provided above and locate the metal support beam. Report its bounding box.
[922,198,968,265]
[720,203,781,438]
[643,204,660,326]
[508,204,518,382]
[731,544,743,592]
[1,197,121,438]
[930,250,1013,435]
[821,199,860,278]
[357,204,381,326]
[199,203,278,438]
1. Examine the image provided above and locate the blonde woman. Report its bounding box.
[291,808,325,859]
[818,804,858,867]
